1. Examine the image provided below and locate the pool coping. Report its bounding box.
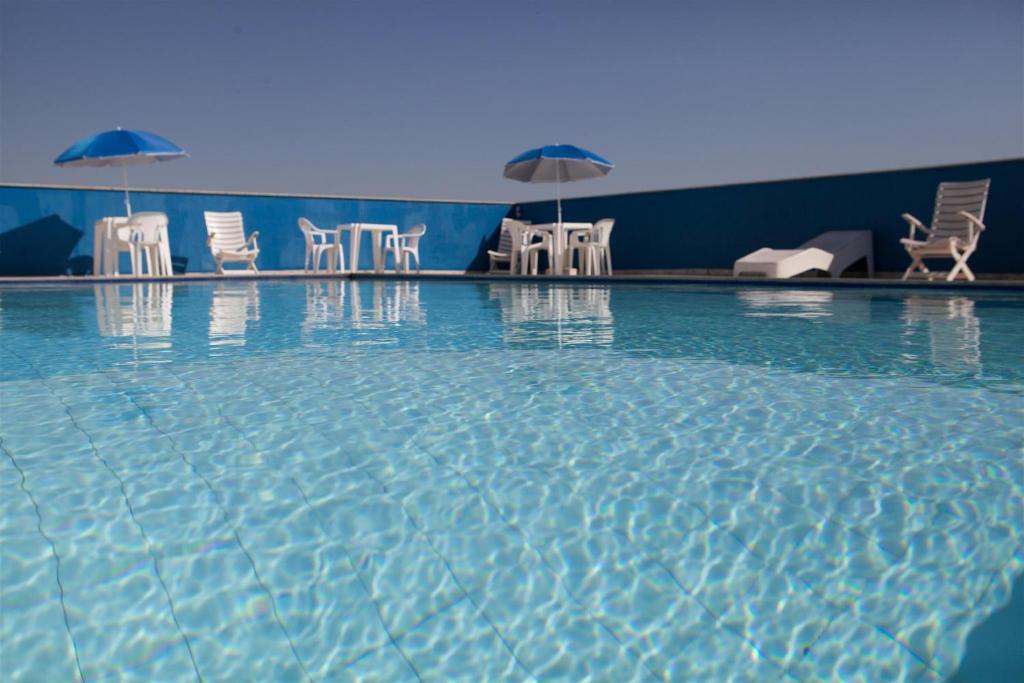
[1,270,1023,291]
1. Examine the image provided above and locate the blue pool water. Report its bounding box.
[1,280,1021,682]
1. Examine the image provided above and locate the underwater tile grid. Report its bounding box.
[1,280,1021,682]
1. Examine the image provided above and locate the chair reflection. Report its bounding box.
[738,289,835,319]
[209,282,261,346]
[351,281,424,328]
[95,283,173,349]
[902,296,981,369]
[488,283,613,345]
[303,280,423,332]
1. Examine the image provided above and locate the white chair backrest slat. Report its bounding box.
[592,218,615,247]
[126,212,168,242]
[930,180,989,241]
[204,211,249,251]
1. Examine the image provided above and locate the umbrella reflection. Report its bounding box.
[489,283,613,346]
[209,282,260,347]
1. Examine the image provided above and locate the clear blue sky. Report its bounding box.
[1,0,1021,202]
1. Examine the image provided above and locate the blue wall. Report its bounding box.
[1,158,1020,276]
[0,186,511,274]
[515,159,1024,273]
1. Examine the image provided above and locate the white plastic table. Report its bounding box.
[527,222,594,275]
[336,223,398,273]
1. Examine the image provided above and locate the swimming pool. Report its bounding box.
[1,280,1021,682]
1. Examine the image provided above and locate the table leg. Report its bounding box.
[159,228,172,276]
[93,220,105,276]
[553,225,565,274]
[371,231,383,273]
[349,227,362,273]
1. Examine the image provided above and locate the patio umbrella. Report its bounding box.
[54,128,188,216]
[503,144,613,224]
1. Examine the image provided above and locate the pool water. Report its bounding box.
[1,280,1021,682]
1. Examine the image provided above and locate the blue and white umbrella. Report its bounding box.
[54,128,188,216]
[503,144,613,224]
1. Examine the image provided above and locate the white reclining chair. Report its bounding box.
[384,223,427,273]
[900,179,990,282]
[298,217,344,274]
[733,230,874,279]
[204,211,259,274]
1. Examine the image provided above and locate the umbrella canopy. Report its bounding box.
[503,144,613,223]
[54,128,187,215]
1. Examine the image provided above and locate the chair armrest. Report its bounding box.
[901,213,932,239]
[958,211,985,243]
[958,211,985,230]
[247,231,260,249]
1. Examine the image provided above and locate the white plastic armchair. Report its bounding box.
[298,218,344,273]
[204,211,259,274]
[115,212,172,276]
[384,223,427,273]
[568,218,615,276]
[900,179,990,281]
[488,218,532,274]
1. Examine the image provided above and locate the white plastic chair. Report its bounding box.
[297,218,344,274]
[204,211,259,274]
[384,223,427,273]
[488,218,532,274]
[568,218,615,275]
[522,226,554,275]
[117,212,171,277]
[900,179,990,281]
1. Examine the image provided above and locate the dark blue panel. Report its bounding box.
[514,159,1024,274]
[0,186,511,273]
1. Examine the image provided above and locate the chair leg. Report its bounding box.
[604,249,612,276]
[215,258,224,275]
[902,254,926,280]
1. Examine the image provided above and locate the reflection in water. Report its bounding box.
[349,281,424,329]
[303,280,346,333]
[303,280,424,335]
[95,283,173,351]
[489,283,613,346]
[739,289,835,319]
[903,296,982,370]
[209,282,260,347]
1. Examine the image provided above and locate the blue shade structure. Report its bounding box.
[504,144,613,224]
[54,128,187,215]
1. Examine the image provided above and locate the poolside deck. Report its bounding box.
[1,270,1023,288]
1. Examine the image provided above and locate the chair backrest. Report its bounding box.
[496,219,516,254]
[592,218,615,247]
[125,212,168,243]
[403,223,427,248]
[204,211,248,251]
[504,219,531,248]
[930,179,990,241]
[297,217,316,250]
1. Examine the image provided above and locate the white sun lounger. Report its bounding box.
[733,230,874,279]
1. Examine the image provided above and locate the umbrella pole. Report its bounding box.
[555,162,562,225]
[121,162,132,216]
